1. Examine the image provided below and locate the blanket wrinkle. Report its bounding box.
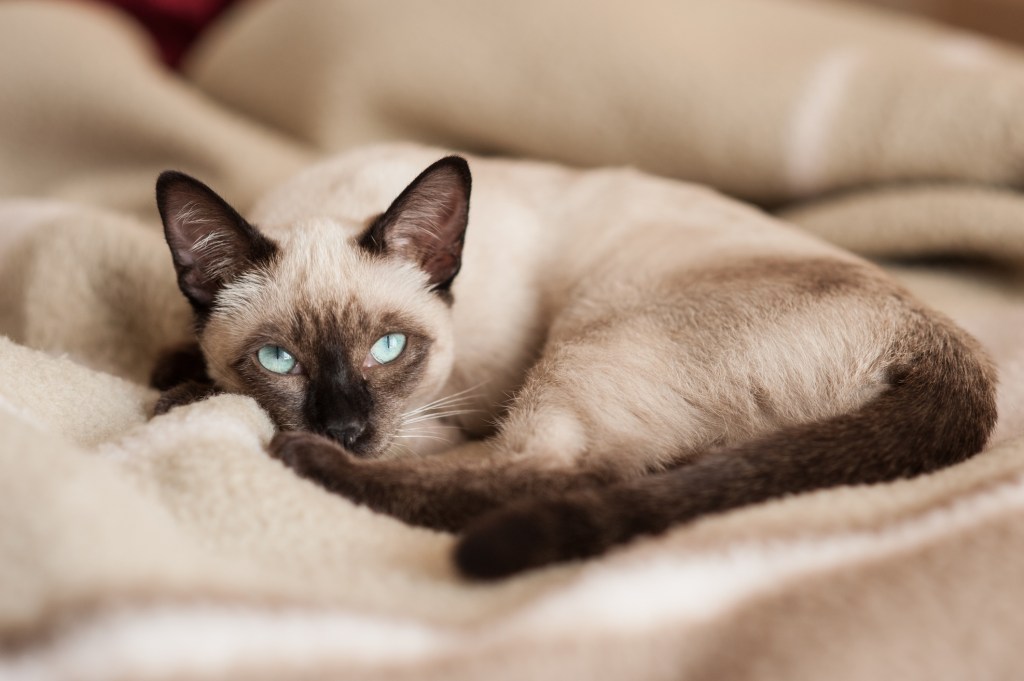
[2,0,1024,679]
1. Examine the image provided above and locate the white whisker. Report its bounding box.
[402,408,482,425]
[402,395,477,418]
[401,382,489,419]
[388,441,413,457]
[395,421,460,432]
[402,400,474,419]
[392,434,451,444]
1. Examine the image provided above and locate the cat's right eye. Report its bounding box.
[257,345,300,374]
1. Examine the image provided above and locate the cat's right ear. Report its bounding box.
[156,171,277,316]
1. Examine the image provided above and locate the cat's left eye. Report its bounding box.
[368,333,407,365]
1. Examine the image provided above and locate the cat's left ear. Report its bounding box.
[360,156,471,293]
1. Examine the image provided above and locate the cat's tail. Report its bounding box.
[454,312,997,580]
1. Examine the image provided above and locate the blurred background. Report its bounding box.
[863,0,1024,44]
[101,0,1024,68]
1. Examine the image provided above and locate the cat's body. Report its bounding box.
[155,143,996,579]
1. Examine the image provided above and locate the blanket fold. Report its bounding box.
[186,0,1024,203]
[2,0,1024,679]
[781,184,1024,264]
[0,2,313,219]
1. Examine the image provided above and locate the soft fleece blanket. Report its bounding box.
[3,1,1024,679]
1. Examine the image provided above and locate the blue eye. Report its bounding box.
[370,333,407,364]
[257,345,298,374]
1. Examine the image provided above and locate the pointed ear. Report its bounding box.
[156,171,277,315]
[359,156,471,292]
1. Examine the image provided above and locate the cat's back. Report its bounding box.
[251,142,844,262]
[249,143,570,230]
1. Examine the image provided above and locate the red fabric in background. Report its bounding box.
[86,0,241,67]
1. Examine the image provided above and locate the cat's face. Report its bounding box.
[156,157,471,457]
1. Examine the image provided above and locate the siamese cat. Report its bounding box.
[153,144,996,580]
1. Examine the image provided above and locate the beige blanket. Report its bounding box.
[3,1,1024,678]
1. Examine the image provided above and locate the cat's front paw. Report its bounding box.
[151,342,209,390]
[153,380,219,416]
[269,430,355,486]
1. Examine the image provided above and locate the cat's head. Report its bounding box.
[156,157,471,457]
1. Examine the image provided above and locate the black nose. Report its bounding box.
[326,419,367,450]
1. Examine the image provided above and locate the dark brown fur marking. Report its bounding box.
[156,170,279,323]
[454,311,997,579]
[356,156,471,294]
[224,303,433,452]
[673,256,898,311]
[150,342,209,391]
[150,342,219,416]
[153,380,221,416]
[269,431,620,532]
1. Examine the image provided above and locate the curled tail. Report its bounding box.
[455,314,997,580]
